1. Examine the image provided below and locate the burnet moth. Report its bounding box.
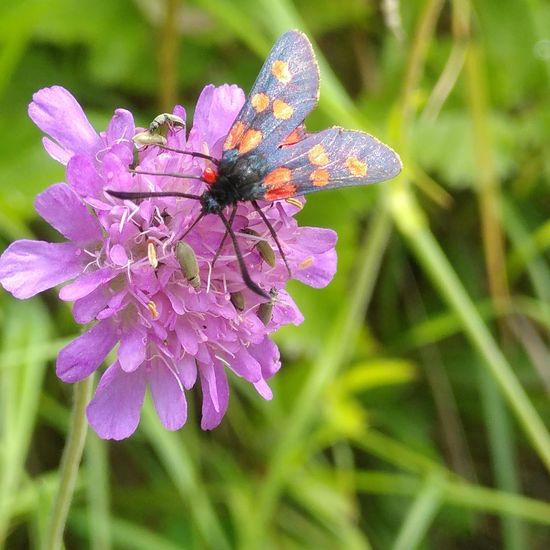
[107,30,402,299]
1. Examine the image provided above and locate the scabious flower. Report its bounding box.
[0,85,337,439]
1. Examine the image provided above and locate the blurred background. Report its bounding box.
[1,0,550,548]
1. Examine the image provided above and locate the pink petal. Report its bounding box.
[294,226,338,254]
[188,84,245,158]
[67,154,104,197]
[271,289,304,327]
[72,285,110,323]
[148,359,187,431]
[56,319,118,382]
[106,108,134,144]
[35,183,102,243]
[165,286,186,315]
[118,328,146,372]
[168,106,187,149]
[101,152,133,191]
[109,142,134,168]
[87,362,147,440]
[289,227,338,289]
[201,360,219,411]
[0,240,83,299]
[175,354,197,390]
[104,109,135,166]
[293,247,337,288]
[43,137,71,164]
[248,337,281,380]
[253,379,273,400]
[28,86,101,159]
[174,319,199,355]
[109,244,128,266]
[59,267,118,301]
[230,348,262,383]
[199,360,229,430]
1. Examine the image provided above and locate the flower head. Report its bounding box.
[0,85,337,439]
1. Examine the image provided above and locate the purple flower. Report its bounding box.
[0,85,337,440]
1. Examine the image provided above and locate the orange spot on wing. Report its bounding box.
[251,93,270,113]
[346,156,368,177]
[272,60,291,84]
[272,99,294,120]
[310,168,330,187]
[224,121,246,150]
[265,183,297,201]
[280,126,306,148]
[238,129,263,154]
[308,144,329,166]
[263,167,295,200]
[264,167,292,188]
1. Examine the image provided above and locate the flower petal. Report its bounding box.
[290,227,338,288]
[35,183,102,243]
[104,109,135,166]
[293,247,337,288]
[109,244,128,266]
[229,348,262,383]
[72,285,110,323]
[56,319,118,382]
[174,318,199,355]
[294,226,338,254]
[29,86,101,160]
[271,289,304,328]
[67,154,105,198]
[59,267,118,301]
[253,379,273,400]
[175,354,197,390]
[199,359,229,430]
[248,337,281,380]
[43,137,71,164]
[188,84,245,158]
[87,362,146,440]
[101,152,133,192]
[118,327,146,372]
[148,359,188,431]
[0,240,83,299]
[106,108,134,145]
[168,106,187,149]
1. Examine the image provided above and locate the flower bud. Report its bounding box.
[176,242,200,289]
[243,228,276,267]
[230,291,245,311]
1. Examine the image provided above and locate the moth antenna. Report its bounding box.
[218,210,270,299]
[106,190,202,201]
[251,200,292,277]
[130,169,208,181]
[156,144,220,165]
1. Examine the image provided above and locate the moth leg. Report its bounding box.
[212,205,237,269]
[218,210,269,299]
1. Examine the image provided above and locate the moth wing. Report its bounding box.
[257,127,402,201]
[222,30,319,158]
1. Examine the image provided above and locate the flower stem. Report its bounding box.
[43,377,94,550]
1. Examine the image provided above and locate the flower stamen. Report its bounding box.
[147,301,159,319]
[147,242,158,268]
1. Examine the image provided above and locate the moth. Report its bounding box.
[108,30,402,298]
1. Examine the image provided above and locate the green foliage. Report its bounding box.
[1,0,550,548]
